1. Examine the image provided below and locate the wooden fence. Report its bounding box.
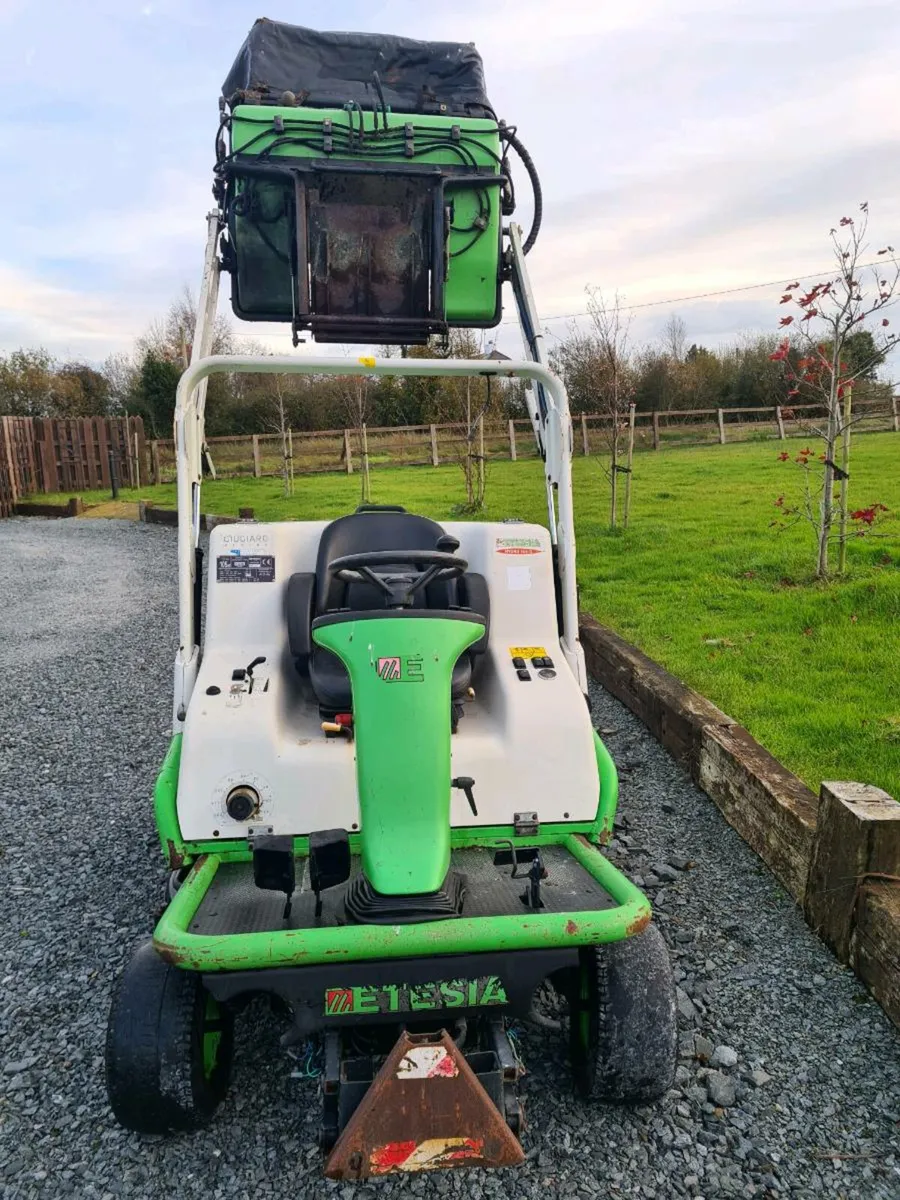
[2,400,896,513]
[148,398,897,484]
[0,416,146,516]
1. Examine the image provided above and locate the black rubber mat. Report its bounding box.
[188,844,614,936]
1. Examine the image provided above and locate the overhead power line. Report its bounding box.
[501,259,888,327]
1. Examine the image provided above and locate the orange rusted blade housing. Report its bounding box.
[325,1029,525,1179]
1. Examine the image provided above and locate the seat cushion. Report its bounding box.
[316,511,447,613]
[309,646,473,712]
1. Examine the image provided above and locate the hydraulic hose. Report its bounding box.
[502,128,543,254]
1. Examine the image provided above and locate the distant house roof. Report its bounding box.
[482,348,511,361]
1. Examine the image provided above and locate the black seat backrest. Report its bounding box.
[315,511,448,614]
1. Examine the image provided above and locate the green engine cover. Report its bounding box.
[312,613,484,895]
[226,105,502,329]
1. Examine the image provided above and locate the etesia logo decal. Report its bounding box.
[376,655,424,682]
[324,976,508,1016]
[495,536,542,555]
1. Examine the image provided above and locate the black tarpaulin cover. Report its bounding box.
[222,19,493,116]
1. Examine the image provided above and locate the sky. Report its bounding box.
[1,0,899,364]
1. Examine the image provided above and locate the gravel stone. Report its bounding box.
[711,1045,739,1069]
[2,518,899,1200]
[705,1072,736,1108]
[693,1035,714,1062]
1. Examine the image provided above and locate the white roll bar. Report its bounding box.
[172,353,585,723]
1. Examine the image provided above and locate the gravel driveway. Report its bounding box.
[1,517,898,1200]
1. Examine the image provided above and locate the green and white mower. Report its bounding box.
[105,21,677,1178]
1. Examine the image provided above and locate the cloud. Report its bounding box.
[1,0,900,363]
[0,263,146,356]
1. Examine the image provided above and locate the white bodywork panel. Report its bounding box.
[177,520,598,841]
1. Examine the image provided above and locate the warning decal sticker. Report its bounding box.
[508,646,547,659]
[494,535,542,555]
[216,555,275,583]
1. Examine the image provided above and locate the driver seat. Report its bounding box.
[287,507,489,714]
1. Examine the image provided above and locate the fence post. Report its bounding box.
[1,417,20,507]
[150,440,160,484]
[775,406,786,440]
[652,411,660,450]
[717,408,726,445]
[133,429,141,488]
[430,424,439,467]
[893,396,899,433]
[252,434,261,478]
[580,413,589,456]
[804,782,900,964]
[343,429,353,474]
[508,419,517,461]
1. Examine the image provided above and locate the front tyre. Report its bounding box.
[105,940,233,1133]
[570,923,676,1104]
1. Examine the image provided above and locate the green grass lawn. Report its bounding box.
[49,433,900,797]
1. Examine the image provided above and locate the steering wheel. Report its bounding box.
[329,550,467,608]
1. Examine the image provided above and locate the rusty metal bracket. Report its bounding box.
[514,811,539,837]
[324,1029,524,1179]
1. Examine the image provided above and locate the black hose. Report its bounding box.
[502,128,542,253]
[372,71,389,133]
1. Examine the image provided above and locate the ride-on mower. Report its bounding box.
[105,20,677,1178]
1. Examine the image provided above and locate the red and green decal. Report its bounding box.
[375,654,424,683]
[324,976,508,1017]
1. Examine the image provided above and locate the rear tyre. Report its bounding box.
[105,940,234,1133]
[570,923,676,1103]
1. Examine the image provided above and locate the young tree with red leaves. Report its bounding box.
[769,203,898,578]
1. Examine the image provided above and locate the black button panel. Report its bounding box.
[516,669,532,681]
[512,656,526,669]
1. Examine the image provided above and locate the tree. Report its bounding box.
[103,353,139,416]
[0,348,57,416]
[662,314,687,363]
[769,203,898,578]
[56,363,110,417]
[584,288,635,529]
[270,374,294,498]
[131,288,236,438]
[336,373,374,503]
[134,352,182,438]
[432,330,493,510]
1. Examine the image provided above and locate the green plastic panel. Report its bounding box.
[228,105,502,324]
[312,614,484,894]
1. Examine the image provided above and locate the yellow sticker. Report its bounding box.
[358,355,377,368]
[508,646,547,659]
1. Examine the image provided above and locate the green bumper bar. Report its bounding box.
[153,834,649,972]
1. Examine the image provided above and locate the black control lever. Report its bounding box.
[245,656,266,693]
[452,776,478,817]
[521,850,546,910]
